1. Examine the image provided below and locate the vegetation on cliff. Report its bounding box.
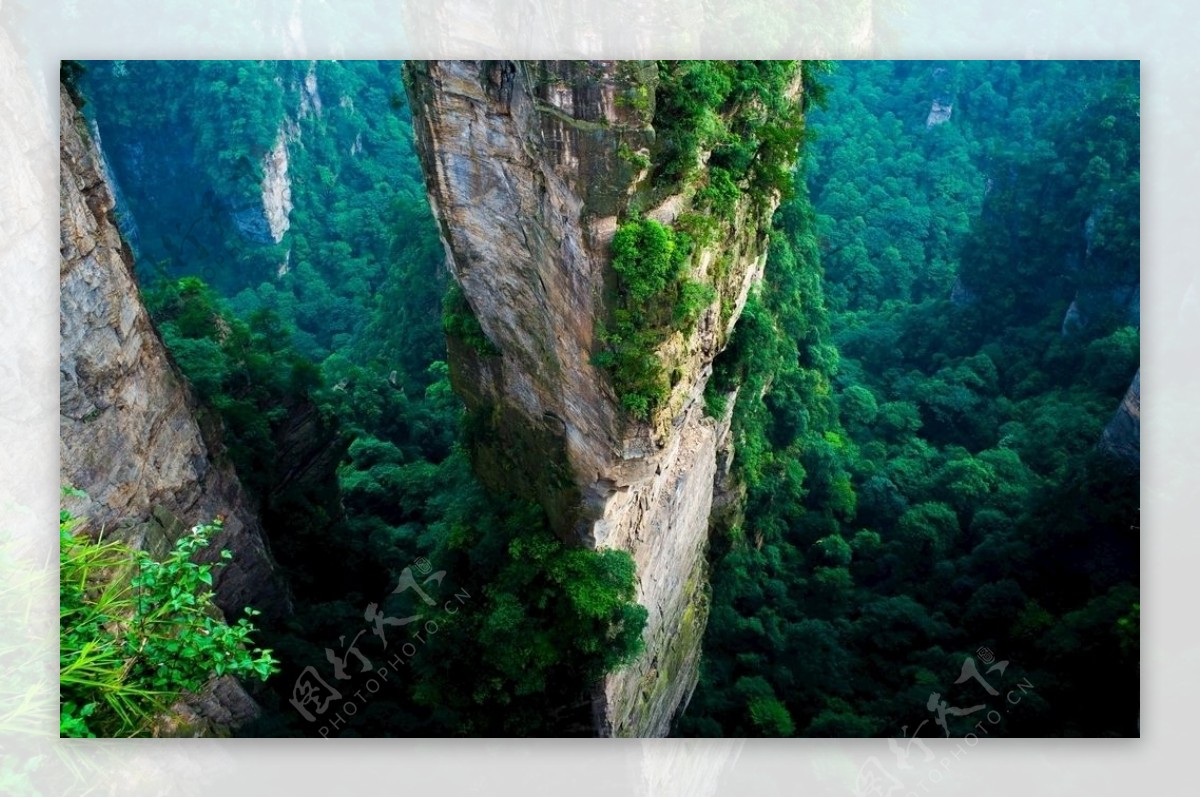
[60,492,278,737]
[595,60,807,421]
[652,59,806,204]
[596,217,702,418]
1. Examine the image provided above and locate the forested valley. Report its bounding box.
[63,59,1138,738]
[681,60,1139,737]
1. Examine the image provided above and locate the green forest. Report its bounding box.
[682,60,1139,737]
[63,59,1139,738]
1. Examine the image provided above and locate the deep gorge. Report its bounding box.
[59,59,1139,738]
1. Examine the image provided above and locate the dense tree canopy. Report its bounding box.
[680,60,1139,738]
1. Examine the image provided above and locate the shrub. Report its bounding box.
[748,695,796,736]
[610,218,690,305]
[653,60,736,184]
[410,489,649,732]
[596,218,708,420]
[697,166,740,219]
[675,280,717,328]
[60,497,278,737]
[442,281,500,356]
[594,311,671,420]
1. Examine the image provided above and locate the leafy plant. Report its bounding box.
[442,281,500,356]
[406,477,649,734]
[675,280,717,328]
[60,498,278,737]
[696,166,740,219]
[610,218,691,304]
[595,218,708,419]
[147,275,328,500]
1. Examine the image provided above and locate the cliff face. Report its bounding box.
[405,60,796,736]
[1101,369,1140,469]
[59,84,290,623]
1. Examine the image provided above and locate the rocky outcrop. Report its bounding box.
[1101,369,1140,469]
[59,84,290,624]
[261,128,293,244]
[299,61,323,120]
[926,98,953,128]
[86,118,140,248]
[405,60,797,736]
[1060,195,1140,335]
[950,275,979,306]
[926,66,955,128]
[151,676,262,737]
[1061,284,1140,336]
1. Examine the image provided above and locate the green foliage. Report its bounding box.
[896,501,959,561]
[1082,326,1139,396]
[813,534,853,567]
[676,280,717,328]
[61,60,87,106]
[653,60,735,185]
[617,141,651,171]
[703,379,729,419]
[76,59,1139,739]
[148,275,328,500]
[611,217,691,303]
[696,166,740,219]
[60,499,277,737]
[747,695,795,736]
[596,218,704,419]
[683,60,1139,738]
[800,60,834,112]
[80,61,443,360]
[653,60,805,207]
[442,281,499,356]
[403,464,648,734]
[1115,602,1139,655]
[840,384,878,431]
[497,519,647,677]
[77,59,662,739]
[594,309,671,420]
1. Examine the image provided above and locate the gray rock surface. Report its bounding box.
[59,83,290,625]
[406,60,796,736]
[261,128,293,243]
[1101,369,1140,469]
